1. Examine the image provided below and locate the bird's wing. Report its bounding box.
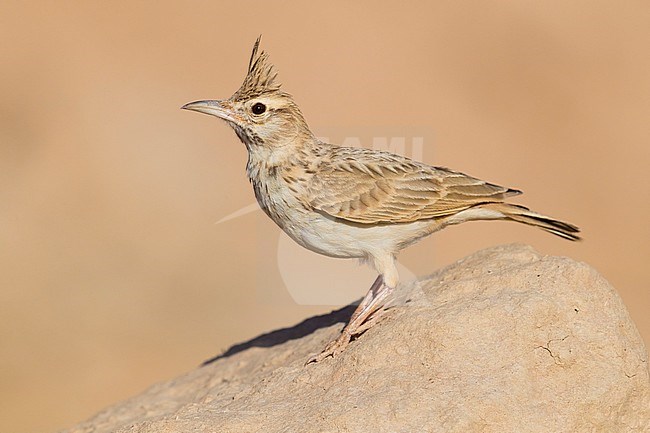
[306,148,520,224]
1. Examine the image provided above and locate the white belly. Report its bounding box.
[284,211,437,260]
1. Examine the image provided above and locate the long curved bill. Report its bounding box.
[181,100,237,123]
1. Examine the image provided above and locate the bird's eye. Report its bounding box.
[251,102,266,115]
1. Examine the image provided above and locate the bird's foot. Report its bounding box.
[305,306,391,365]
[305,329,353,364]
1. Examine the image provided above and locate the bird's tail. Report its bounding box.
[479,203,581,241]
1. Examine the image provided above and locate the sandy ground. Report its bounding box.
[1,2,649,432]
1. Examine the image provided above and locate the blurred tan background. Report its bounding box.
[1,1,649,432]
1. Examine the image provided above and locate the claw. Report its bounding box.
[305,330,352,364]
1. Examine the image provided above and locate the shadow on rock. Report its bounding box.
[202,304,356,365]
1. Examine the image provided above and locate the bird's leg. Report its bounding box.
[352,299,392,335]
[307,275,394,364]
[345,277,393,333]
[348,275,384,324]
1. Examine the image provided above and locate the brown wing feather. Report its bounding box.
[308,147,519,224]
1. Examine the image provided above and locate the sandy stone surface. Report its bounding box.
[63,244,650,433]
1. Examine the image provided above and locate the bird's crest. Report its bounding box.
[233,36,281,100]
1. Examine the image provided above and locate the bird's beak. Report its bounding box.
[181,100,237,123]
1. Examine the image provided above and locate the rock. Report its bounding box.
[63,244,650,433]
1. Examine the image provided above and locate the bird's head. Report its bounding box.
[182,37,314,154]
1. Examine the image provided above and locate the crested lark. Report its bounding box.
[182,37,580,363]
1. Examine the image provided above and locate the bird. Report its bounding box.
[182,37,581,364]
